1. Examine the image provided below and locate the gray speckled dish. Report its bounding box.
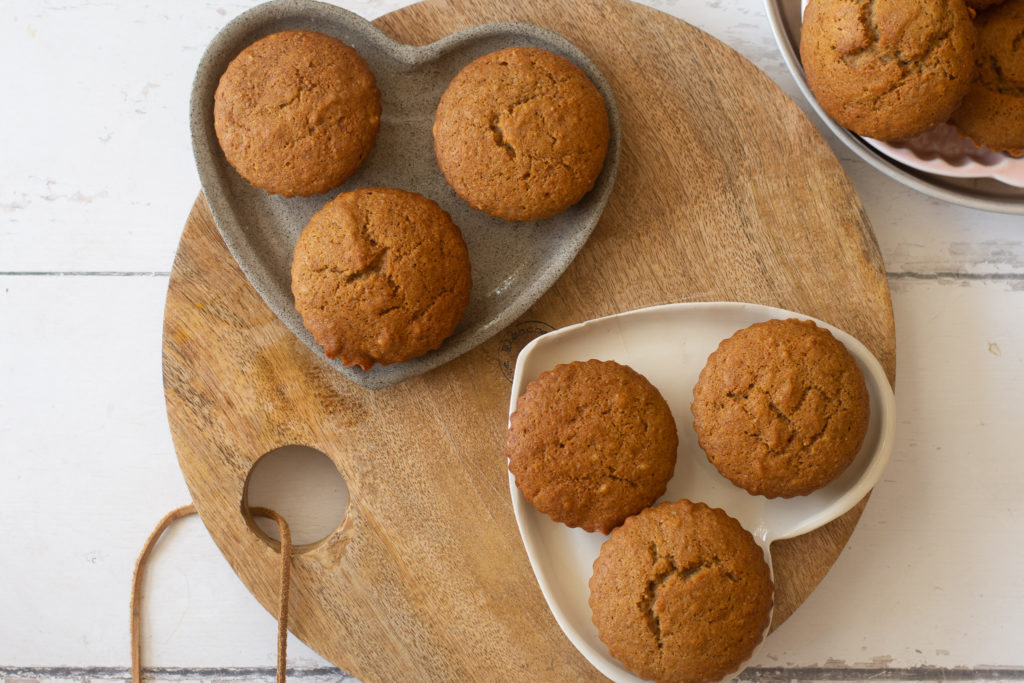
[190,0,621,390]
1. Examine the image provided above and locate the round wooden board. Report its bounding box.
[164,0,896,680]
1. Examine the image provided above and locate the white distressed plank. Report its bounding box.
[1,1,258,273]
[747,276,1024,670]
[0,275,333,670]
[841,164,1024,277]
[3,0,1019,275]
[3,274,1024,674]
[0,1,415,273]
[3,0,1024,679]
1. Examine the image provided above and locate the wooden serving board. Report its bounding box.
[163,0,896,680]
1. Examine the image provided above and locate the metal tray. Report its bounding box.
[765,0,1024,215]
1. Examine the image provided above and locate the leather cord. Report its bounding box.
[130,504,292,683]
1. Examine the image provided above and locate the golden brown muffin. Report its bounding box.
[290,188,471,369]
[949,0,1024,155]
[800,0,976,140]
[506,360,678,534]
[214,30,381,197]
[966,0,1005,9]
[433,47,610,221]
[691,319,870,499]
[589,500,773,683]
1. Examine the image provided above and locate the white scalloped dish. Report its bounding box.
[507,302,896,683]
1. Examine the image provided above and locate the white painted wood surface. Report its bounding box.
[2,0,1023,681]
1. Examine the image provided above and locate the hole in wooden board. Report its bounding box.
[244,445,349,549]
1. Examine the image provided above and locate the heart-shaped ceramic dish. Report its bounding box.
[507,301,896,683]
[190,0,621,389]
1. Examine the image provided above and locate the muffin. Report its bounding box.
[691,318,870,499]
[290,188,471,369]
[589,500,773,683]
[214,30,381,197]
[433,47,610,221]
[506,360,677,534]
[966,0,1005,9]
[949,0,1024,156]
[800,0,976,140]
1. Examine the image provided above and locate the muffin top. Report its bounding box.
[214,30,381,197]
[800,0,976,140]
[589,500,773,683]
[433,47,610,221]
[691,318,870,499]
[949,0,1024,155]
[290,187,471,369]
[507,359,678,534]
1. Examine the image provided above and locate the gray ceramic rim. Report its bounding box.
[764,0,1024,216]
[190,0,621,389]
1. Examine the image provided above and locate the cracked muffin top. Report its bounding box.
[506,360,678,534]
[799,0,976,140]
[432,46,610,221]
[290,187,471,369]
[214,30,381,197]
[691,318,870,499]
[589,500,773,683]
[949,0,1024,156]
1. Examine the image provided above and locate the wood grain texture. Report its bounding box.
[163,0,896,680]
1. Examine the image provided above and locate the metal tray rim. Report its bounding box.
[764,0,1024,216]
